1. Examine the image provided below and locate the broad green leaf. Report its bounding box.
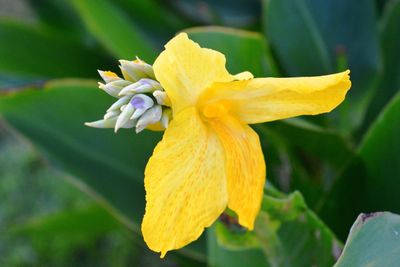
[256,191,341,267]
[264,0,333,75]
[358,91,400,212]
[320,92,400,238]
[209,190,341,267]
[376,0,392,15]
[0,74,43,90]
[113,0,192,46]
[254,124,318,204]
[262,118,354,169]
[254,119,354,207]
[165,0,260,27]
[0,19,110,79]
[0,80,159,227]
[11,205,120,244]
[263,0,381,131]
[8,204,180,267]
[207,227,268,267]
[363,0,400,128]
[0,80,206,261]
[187,26,277,77]
[70,0,157,61]
[334,212,400,267]
[202,0,261,27]
[214,220,260,250]
[26,0,86,38]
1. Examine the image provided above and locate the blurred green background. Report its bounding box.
[0,0,399,266]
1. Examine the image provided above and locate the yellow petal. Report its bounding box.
[202,70,351,124]
[233,71,253,80]
[142,107,227,257]
[153,33,233,115]
[209,116,266,230]
[145,122,164,131]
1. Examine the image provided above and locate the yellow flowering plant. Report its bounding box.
[3,0,400,265]
[86,32,351,257]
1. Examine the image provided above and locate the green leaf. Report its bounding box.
[113,0,192,46]
[262,118,354,169]
[7,204,162,266]
[0,74,43,91]
[363,0,400,128]
[0,19,110,79]
[334,212,400,267]
[358,92,400,207]
[263,0,381,130]
[256,191,341,267]
[214,220,260,250]
[12,205,119,244]
[186,26,278,77]
[208,190,341,267]
[253,119,354,208]
[26,0,86,38]
[253,125,317,205]
[320,92,400,238]
[0,80,159,227]
[376,0,392,15]
[204,0,261,27]
[0,80,206,261]
[207,227,268,267]
[263,0,334,75]
[168,0,261,28]
[70,0,157,61]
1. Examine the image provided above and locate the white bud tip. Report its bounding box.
[85,118,117,129]
[98,70,120,83]
[153,90,171,106]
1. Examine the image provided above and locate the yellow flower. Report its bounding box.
[141,33,351,257]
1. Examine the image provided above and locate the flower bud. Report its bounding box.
[119,79,163,96]
[118,82,143,96]
[135,105,162,133]
[130,94,154,120]
[153,90,171,106]
[115,103,135,132]
[119,60,146,82]
[133,57,156,79]
[99,80,131,98]
[85,118,117,128]
[161,108,172,129]
[87,58,173,134]
[104,110,120,120]
[107,95,131,112]
[98,70,120,83]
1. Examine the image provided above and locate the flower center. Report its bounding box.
[203,102,228,118]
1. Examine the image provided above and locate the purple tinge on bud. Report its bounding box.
[140,79,151,86]
[130,96,145,109]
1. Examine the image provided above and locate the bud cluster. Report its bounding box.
[85,58,172,133]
